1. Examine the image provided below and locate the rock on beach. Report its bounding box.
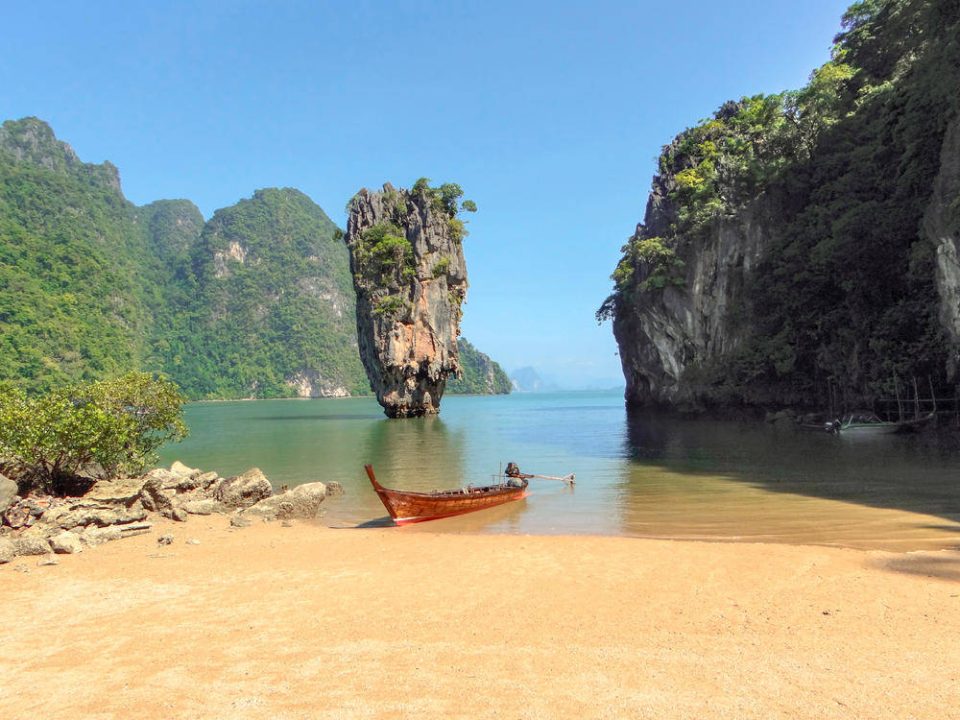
[1,460,342,563]
[243,482,328,520]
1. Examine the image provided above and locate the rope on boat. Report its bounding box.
[529,473,575,485]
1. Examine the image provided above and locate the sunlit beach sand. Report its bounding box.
[2,518,958,719]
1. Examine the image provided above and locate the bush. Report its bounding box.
[0,372,187,492]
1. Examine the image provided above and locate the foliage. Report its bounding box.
[613,237,685,292]
[409,177,478,219]
[360,223,414,274]
[172,188,370,399]
[0,373,186,490]
[373,295,408,318]
[448,217,467,242]
[432,256,451,278]
[446,338,512,394]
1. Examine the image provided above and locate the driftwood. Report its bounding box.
[117,522,152,537]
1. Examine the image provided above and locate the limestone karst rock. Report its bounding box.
[603,1,960,409]
[344,181,471,417]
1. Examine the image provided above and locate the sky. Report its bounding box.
[1,0,852,388]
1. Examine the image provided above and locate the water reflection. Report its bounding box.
[618,408,960,550]
[159,393,960,550]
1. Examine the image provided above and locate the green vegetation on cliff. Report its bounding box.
[447,338,512,395]
[605,0,960,406]
[0,126,510,400]
[167,188,369,399]
[0,118,153,392]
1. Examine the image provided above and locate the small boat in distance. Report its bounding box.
[825,410,935,435]
[366,464,529,525]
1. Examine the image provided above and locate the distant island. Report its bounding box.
[0,118,510,400]
[510,367,559,393]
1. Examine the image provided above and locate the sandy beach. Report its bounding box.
[1,519,958,719]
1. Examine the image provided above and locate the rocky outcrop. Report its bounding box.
[607,2,960,410]
[0,117,120,192]
[927,115,960,376]
[213,468,273,509]
[0,474,17,514]
[49,531,83,554]
[0,537,13,564]
[345,182,470,417]
[286,370,349,398]
[613,188,774,406]
[243,482,327,520]
[0,462,342,565]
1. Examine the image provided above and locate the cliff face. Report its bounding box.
[612,179,774,406]
[345,182,469,417]
[605,0,960,409]
[928,115,960,375]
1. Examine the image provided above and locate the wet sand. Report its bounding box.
[1,520,959,719]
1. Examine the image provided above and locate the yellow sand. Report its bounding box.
[1,519,959,719]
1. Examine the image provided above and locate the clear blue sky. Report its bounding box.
[2,0,852,388]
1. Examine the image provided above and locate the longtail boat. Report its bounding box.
[365,464,529,525]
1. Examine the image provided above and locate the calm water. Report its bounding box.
[158,391,960,551]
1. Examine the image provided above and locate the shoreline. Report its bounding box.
[2,519,958,719]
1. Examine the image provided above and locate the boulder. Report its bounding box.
[214,468,273,509]
[2,496,54,529]
[196,471,221,490]
[244,482,327,520]
[80,526,122,547]
[42,501,147,530]
[85,476,148,505]
[0,473,18,514]
[140,477,175,514]
[49,531,83,554]
[139,467,202,493]
[0,537,13,564]
[181,499,223,516]
[170,461,201,479]
[165,462,205,492]
[13,533,52,556]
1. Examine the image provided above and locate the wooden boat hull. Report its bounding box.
[365,465,527,525]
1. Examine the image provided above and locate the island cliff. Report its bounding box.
[602,0,960,410]
[344,180,473,417]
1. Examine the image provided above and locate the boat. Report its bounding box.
[365,464,529,525]
[825,410,935,435]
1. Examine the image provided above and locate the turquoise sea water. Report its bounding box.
[158,391,960,550]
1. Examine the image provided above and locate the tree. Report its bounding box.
[0,372,187,492]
